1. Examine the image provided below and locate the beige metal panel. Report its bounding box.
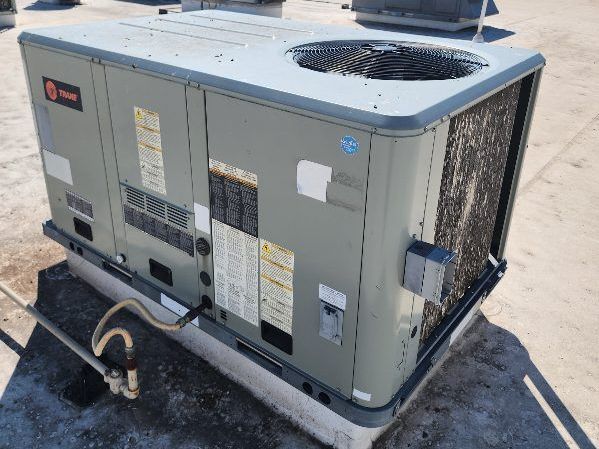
[352,131,435,408]
[402,121,449,383]
[186,87,216,319]
[105,67,194,209]
[105,67,200,307]
[91,62,129,267]
[421,122,450,245]
[205,91,371,397]
[22,44,117,258]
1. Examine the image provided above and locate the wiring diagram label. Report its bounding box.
[212,221,259,325]
[209,160,259,326]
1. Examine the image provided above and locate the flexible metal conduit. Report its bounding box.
[91,296,211,397]
[92,298,183,356]
[90,298,193,399]
[1,280,211,400]
[0,281,136,398]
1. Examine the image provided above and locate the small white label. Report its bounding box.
[319,284,347,311]
[160,293,198,327]
[194,203,211,234]
[352,388,371,401]
[297,160,332,202]
[43,149,73,185]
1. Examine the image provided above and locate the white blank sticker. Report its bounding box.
[352,388,371,401]
[160,293,199,327]
[42,149,73,185]
[34,103,55,152]
[297,160,332,202]
[319,284,347,311]
[194,203,211,234]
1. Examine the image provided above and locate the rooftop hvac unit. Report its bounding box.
[181,0,284,18]
[351,0,498,31]
[0,0,17,28]
[19,11,543,426]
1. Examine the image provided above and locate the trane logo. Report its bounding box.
[42,76,83,111]
[45,80,78,102]
[44,80,58,100]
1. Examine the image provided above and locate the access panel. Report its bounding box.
[23,45,117,258]
[204,92,371,397]
[105,68,200,307]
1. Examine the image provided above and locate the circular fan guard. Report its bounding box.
[286,41,488,81]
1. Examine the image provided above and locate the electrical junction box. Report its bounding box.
[19,11,543,426]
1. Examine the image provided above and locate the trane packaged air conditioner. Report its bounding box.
[19,11,543,426]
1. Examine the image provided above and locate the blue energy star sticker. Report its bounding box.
[340,135,359,155]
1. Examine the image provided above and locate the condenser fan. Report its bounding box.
[287,40,488,81]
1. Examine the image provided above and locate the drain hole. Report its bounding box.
[302,382,313,395]
[76,247,83,256]
[69,242,75,251]
[318,392,331,405]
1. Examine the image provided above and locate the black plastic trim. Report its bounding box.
[490,72,536,257]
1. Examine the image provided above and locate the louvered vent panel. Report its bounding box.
[126,187,145,209]
[167,205,189,229]
[146,196,167,219]
[122,186,193,256]
[287,41,487,81]
[65,190,94,221]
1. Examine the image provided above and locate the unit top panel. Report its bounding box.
[19,11,544,132]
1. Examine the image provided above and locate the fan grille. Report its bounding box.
[287,41,487,81]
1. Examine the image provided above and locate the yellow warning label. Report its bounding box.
[260,239,294,335]
[134,106,166,195]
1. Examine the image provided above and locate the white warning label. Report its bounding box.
[212,220,259,326]
[134,106,166,195]
[260,239,294,335]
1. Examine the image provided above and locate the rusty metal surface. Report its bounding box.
[420,81,522,344]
